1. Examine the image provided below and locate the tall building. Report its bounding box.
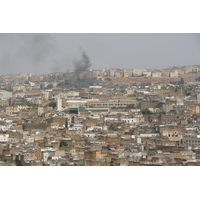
[56,98,62,111]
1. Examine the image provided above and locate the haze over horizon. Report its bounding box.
[0,33,199,75]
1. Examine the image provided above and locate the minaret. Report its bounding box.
[56,97,62,111]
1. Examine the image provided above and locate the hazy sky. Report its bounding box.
[0,33,199,75]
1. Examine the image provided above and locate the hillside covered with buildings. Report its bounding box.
[1,65,200,165]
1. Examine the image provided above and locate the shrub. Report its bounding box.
[126,104,135,109]
[127,94,136,97]
[111,107,125,109]
[48,101,56,109]
[60,140,68,147]
[141,108,153,115]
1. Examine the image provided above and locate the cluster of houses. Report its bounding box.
[1,66,200,165]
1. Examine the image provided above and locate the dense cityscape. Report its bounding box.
[1,3,200,200]
[0,63,200,165]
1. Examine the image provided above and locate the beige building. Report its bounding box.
[6,106,19,115]
[133,69,144,76]
[0,99,9,107]
[152,72,162,77]
[160,125,185,141]
[89,99,137,108]
[170,71,179,77]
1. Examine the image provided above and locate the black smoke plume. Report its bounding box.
[74,52,92,73]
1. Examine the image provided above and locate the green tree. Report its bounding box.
[127,94,136,97]
[186,92,191,96]
[60,140,68,147]
[126,104,135,109]
[31,104,39,108]
[48,101,56,109]
[141,108,153,115]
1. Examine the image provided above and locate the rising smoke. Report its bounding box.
[0,34,73,75]
[74,52,92,73]
[30,33,53,63]
[0,34,92,75]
